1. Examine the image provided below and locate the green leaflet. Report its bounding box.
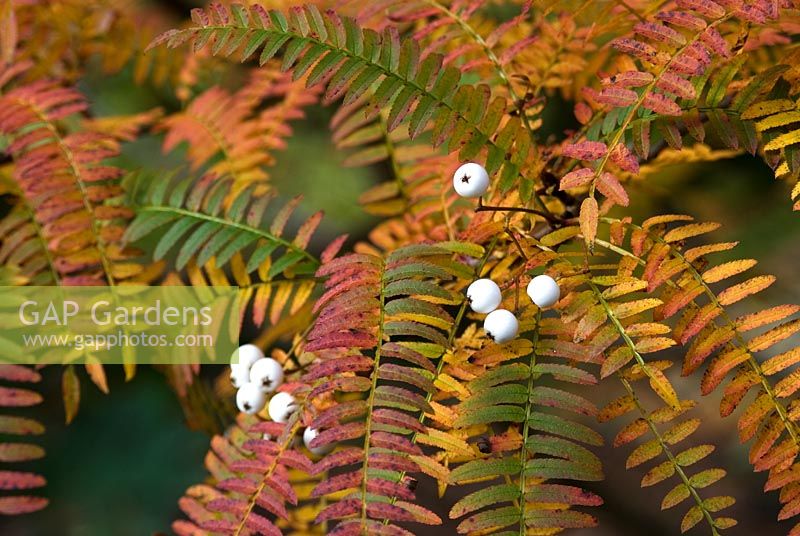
[449,458,523,484]
[449,484,520,519]
[454,404,527,427]
[468,363,530,392]
[124,172,319,276]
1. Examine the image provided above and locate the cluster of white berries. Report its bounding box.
[230,344,331,456]
[467,278,517,343]
[467,275,561,343]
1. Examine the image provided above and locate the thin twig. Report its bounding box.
[476,198,565,225]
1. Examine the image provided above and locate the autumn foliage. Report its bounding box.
[2,0,800,534]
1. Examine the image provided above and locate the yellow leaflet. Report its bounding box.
[756,111,800,132]
[642,214,694,228]
[580,197,598,248]
[602,280,648,299]
[765,129,800,151]
[434,373,470,399]
[647,366,681,410]
[663,222,721,243]
[718,275,776,306]
[701,259,757,284]
[635,337,676,354]
[741,99,795,120]
[539,226,580,247]
[415,429,473,458]
[610,298,662,319]
[625,322,671,337]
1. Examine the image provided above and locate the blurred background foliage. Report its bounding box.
[2,0,799,534]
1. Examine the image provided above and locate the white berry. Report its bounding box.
[453,162,490,198]
[484,309,519,343]
[231,344,263,369]
[249,358,284,393]
[527,275,561,308]
[467,278,502,313]
[230,364,250,389]
[268,392,298,423]
[236,382,266,415]
[303,427,333,456]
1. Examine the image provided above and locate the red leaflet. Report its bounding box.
[307,376,373,400]
[372,408,427,433]
[266,472,297,505]
[278,450,313,473]
[177,494,213,525]
[597,171,630,206]
[602,70,653,88]
[244,512,281,536]
[256,488,290,520]
[0,387,42,407]
[634,22,687,46]
[378,363,434,392]
[643,92,682,116]
[315,498,361,523]
[207,497,244,516]
[611,38,658,63]
[657,72,697,100]
[560,167,595,190]
[321,233,349,263]
[311,399,368,429]
[171,520,201,536]
[368,452,420,475]
[681,306,724,345]
[562,141,608,161]
[733,3,768,24]
[316,253,381,277]
[367,477,415,500]
[366,502,417,523]
[701,348,748,395]
[375,385,433,414]
[308,311,378,340]
[249,420,286,437]
[304,330,377,352]
[528,484,604,506]
[371,431,424,455]
[656,10,707,31]
[311,447,364,475]
[681,42,711,69]
[597,87,638,107]
[311,470,362,497]
[610,144,640,174]
[700,27,732,58]
[661,286,705,321]
[0,365,40,383]
[676,0,726,19]
[315,297,379,324]
[574,102,593,124]
[303,354,373,383]
[331,520,415,536]
[642,242,670,289]
[0,471,45,490]
[668,50,705,75]
[199,519,237,532]
[229,457,270,474]
[309,421,366,448]
[381,342,435,372]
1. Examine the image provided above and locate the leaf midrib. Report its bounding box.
[137,205,318,265]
